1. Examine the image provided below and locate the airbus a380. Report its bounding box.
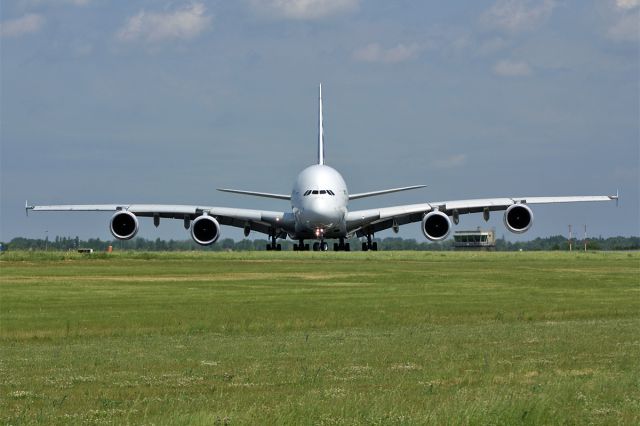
[27,85,618,251]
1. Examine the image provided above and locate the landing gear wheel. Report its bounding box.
[345,243,350,251]
[313,242,320,251]
[362,233,377,251]
[333,243,339,251]
[276,244,282,251]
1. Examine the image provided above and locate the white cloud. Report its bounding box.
[116,3,212,43]
[353,43,421,64]
[0,14,45,38]
[607,12,639,41]
[18,0,89,5]
[607,1,639,42]
[615,0,639,10]
[493,59,532,77]
[481,0,556,33]
[249,0,359,20]
[431,154,468,170]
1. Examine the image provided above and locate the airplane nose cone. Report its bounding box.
[304,198,342,228]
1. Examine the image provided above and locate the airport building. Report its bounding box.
[453,228,496,251]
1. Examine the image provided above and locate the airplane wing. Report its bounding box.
[26,203,295,236]
[216,188,291,200]
[346,194,618,236]
[349,185,427,200]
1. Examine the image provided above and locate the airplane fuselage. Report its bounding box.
[291,164,348,240]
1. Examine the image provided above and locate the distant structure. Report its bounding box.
[453,228,496,251]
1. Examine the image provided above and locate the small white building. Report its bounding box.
[453,228,496,251]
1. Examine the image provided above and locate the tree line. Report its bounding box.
[2,235,639,252]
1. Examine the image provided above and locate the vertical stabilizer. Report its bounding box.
[318,84,324,165]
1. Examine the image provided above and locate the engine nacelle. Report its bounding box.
[110,211,139,240]
[422,210,452,241]
[190,215,221,246]
[504,204,533,234]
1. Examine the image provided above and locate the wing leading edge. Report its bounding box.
[346,193,618,237]
[26,203,294,237]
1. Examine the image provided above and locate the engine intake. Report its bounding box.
[422,210,452,241]
[110,211,139,240]
[191,215,221,246]
[504,204,533,234]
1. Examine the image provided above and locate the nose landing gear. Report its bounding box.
[313,241,329,251]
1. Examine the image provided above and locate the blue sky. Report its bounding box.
[1,0,638,242]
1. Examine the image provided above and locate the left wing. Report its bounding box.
[349,185,427,200]
[26,203,295,237]
[346,193,618,237]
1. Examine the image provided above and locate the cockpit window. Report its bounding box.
[304,189,336,196]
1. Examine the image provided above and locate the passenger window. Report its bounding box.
[312,190,318,194]
[320,190,326,194]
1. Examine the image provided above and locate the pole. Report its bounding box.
[584,225,587,252]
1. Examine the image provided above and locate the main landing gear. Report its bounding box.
[293,240,311,251]
[333,238,351,252]
[293,239,350,251]
[361,233,378,251]
[266,232,281,251]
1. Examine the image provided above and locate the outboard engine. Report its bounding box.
[422,210,452,241]
[190,215,221,246]
[110,211,139,240]
[504,204,533,234]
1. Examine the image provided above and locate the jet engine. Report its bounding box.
[504,204,533,234]
[110,211,139,240]
[422,210,452,241]
[190,215,221,246]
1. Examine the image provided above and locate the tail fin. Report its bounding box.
[318,83,324,165]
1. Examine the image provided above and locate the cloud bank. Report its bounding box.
[0,14,45,38]
[249,0,359,20]
[481,0,556,33]
[116,3,212,43]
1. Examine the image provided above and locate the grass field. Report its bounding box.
[1,251,639,425]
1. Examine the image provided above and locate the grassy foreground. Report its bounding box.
[1,251,639,425]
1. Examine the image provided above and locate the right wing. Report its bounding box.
[26,203,294,236]
[346,193,618,236]
[217,188,291,200]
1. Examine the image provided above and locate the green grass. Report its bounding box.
[1,251,639,425]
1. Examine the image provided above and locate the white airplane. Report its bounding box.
[27,85,618,251]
